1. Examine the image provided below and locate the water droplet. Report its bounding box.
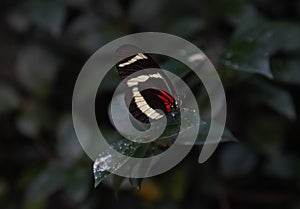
[93,154,112,173]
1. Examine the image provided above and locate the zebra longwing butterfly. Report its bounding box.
[116,45,179,124]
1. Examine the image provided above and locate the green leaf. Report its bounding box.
[166,17,205,38]
[167,167,188,201]
[16,104,49,138]
[264,154,300,179]
[27,0,66,36]
[95,109,237,189]
[93,170,110,188]
[96,0,122,18]
[245,114,286,157]
[196,122,238,145]
[273,56,300,85]
[255,81,296,120]
[25,165,67,209]
[230,9,300,53]
[6,10,31,33]
[222,41,273,78]
[158,109,238,145]
[292,201,300,209]
[129,0,166,25]
[223,14,300,78]
[61,0,89,7]
[129,178,143,191]
[65,168,89,202]
[93,140,141,187]
[56,115,83,165]
[219,143,258,177]
[0,85,20,114]
[16,45,59,97]
[67,14,121,53]
[112,175,125,194]
[67,14,105,53]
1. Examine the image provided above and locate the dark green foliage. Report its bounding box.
[0,0,299,209]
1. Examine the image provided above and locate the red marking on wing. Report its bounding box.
[166,104,171,112]
[157,95,169,103]
[157,94,171,112]
[159,90,174,103]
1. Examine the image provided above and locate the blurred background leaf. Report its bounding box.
[0,85,20,114]
[0,0,300,208]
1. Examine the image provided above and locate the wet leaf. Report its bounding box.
[94,108,237,189]
[159,109,237,145]
[93,170,110,188]
[93,140,140,187]
[223,15,300,78]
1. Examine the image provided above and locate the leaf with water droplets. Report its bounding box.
[223,15,300,79]
[94,109,237,188]
[93,140,140,187]
[161,108,237,145]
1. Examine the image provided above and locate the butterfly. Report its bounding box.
[115,45,179,124]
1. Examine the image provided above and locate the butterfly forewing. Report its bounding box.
[117,53,161,80]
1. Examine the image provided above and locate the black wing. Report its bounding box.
[116,45,161,80]
[115,45,177,123]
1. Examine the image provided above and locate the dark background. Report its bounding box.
[1,0,300,209]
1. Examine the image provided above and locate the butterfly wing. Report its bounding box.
[115,45,178,123]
